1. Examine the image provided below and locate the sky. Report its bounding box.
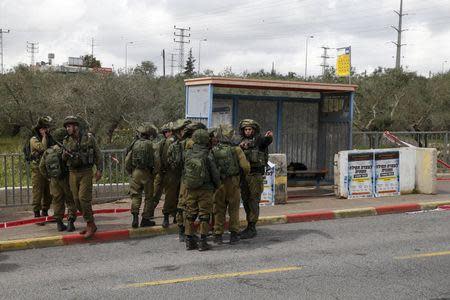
[0,0,449,76]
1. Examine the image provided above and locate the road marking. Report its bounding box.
[125,266,303,288]
[395,250,450,260]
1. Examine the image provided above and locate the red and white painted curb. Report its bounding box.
[0,200,449,252]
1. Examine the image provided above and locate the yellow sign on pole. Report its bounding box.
[336,47,351,77]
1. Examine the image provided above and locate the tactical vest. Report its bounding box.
[131,139,154,170]
[44,147,65,178]
[64,134,96,169]
[212,144,240,179]
[183,146,209,189]
[167,138,183,170]
[242,137,268,174]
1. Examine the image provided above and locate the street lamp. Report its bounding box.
[304,35,314,78]
[125,41,135,74]
[198,38,207,75]
[442,60,448,74]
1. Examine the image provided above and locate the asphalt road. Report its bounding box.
[1,210,450,299]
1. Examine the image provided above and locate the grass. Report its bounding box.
[0,136,21,154]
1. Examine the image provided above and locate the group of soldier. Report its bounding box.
[28,115,272,251]
[29,116,102,239]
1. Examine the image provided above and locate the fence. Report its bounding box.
[0,149,128,208]
[1,131,449,207]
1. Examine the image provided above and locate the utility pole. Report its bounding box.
[198,38,207,75]
[304,35,314,78]
[0,29,10,74]
[391,0,407,69]
[27,41,39,66]
[162,49,166,77]
[91,37,96,57]
[169,53,176,76]
[320,46,331,76]
[173,26,190,74]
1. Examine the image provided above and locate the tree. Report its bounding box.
[82,55,101,68]
[184,49,195,77]
[133,61,157,77]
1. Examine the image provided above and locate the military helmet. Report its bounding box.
[161,122,173,133]
[51,128,67,143]
[239,119,260,135]
[192,129,210,145]
[186,121,207,132]
[216,124,235,142]
[34,116,53,130]
[137,122,158,137]
[63,116,80,127]
[172,119,192,131]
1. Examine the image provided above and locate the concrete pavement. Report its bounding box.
[1,211,449,299]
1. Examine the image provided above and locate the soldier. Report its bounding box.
[29,116,54,218]
[183,129,221,251]
[176,121,206,241]
[148,122,173,223]
[62,116,103,239]
[125,122,158,228]
[39,128,77,232]
[212,124,250,244]
[164,119,192,229]
[239,119,273,239]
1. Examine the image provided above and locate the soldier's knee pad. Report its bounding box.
[199,215,210,223]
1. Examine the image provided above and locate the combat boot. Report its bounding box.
[240,222,257,239]
[213,234,223,244]
[198,235,211,251]
[41,209,49,217]
[229,231,240,244]
[185,235,198,250]
[140,218,156,227]
[56,219,67,232]
[131,213,139,228]
[162,214,170,228]
[34,211,41,218]
[178,225,185,242]
[83,221,97,239]
[67,218,76,232]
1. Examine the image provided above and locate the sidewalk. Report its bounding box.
[1,182,449,251]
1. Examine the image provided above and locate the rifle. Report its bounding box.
[47,133,74,158]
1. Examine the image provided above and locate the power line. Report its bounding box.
[320,46,331,76]
[26,41,39,66]
[0,29,10,74]
[391,0,408,69]
[173,26,190,74]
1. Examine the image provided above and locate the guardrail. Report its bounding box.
[0,149,129,207]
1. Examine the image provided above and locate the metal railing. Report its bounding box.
[0,149,129,208]
[353,131,449,171]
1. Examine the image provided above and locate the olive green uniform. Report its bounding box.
[63,132,102,223]
[213,146,250,235]
[163,136,183,217]
[176,138,194,225]
[240,134,273,224]
[30,136,52,212]
[125,146,155,219]
[39,145,77,220]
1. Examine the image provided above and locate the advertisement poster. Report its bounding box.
[374,151,400,197]
[260,162,276,206]
[348,153,373,199]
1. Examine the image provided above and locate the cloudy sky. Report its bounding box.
[1,0,449,76]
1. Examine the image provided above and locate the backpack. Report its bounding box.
[167,139,183,169]
[131,139,154,169]
[152,139,164,173]
[212,144,240,178]
[44,147,64,178]
[183,148,208,189]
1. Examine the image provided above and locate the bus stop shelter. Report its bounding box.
[184,77,357,180]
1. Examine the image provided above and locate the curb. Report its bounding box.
[1,200,449,252]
